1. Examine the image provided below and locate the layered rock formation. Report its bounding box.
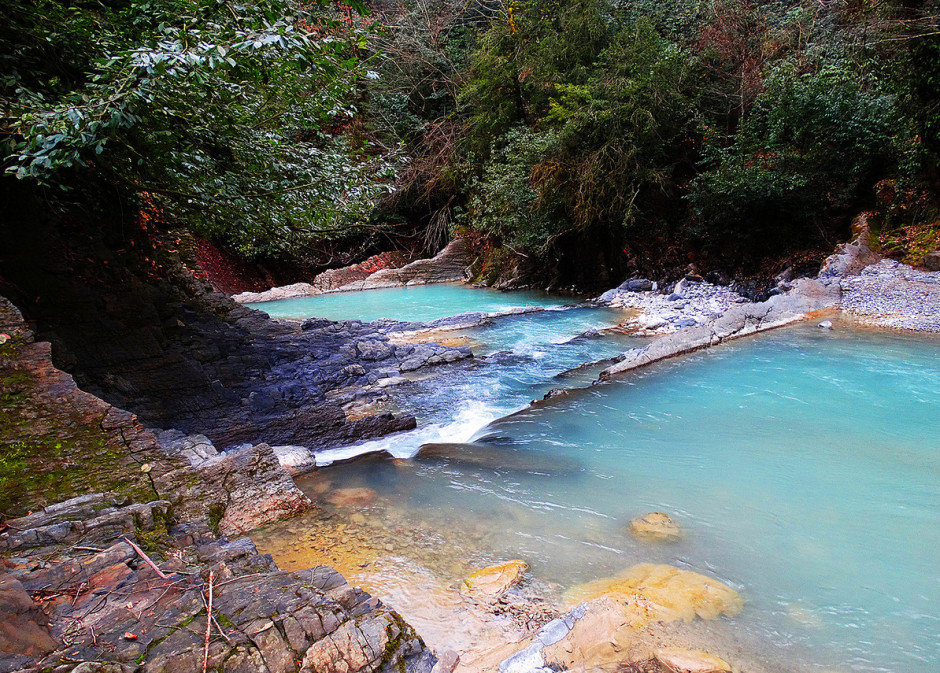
[0,496,433,673]
[0,188,471,456]
[599,276,841,378]
[597,230,940,379]
[0,296,435,673]
[234,239,472,304]
[0,297,182,516]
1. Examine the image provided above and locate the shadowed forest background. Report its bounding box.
[2,0,938,292]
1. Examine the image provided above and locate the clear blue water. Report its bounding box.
[245,283,566,322]
[311,326,940,673]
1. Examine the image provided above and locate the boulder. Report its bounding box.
[654,648,732,673]
[271,444,316,474]
[627,512,682,542]
[923,251,940,271]
[461,560,528,599]
[565,563,743,623]
[619,279,653,292]
[159,443,311,536]
[818,239,880,278]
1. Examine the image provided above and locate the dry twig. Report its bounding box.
[122,537,168,580]
[202,570,214,673]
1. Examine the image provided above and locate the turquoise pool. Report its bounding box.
[245,283,567,322]
[310,326,940,673]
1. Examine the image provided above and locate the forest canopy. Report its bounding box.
[2,0,938,277]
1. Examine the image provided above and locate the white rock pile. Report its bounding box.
[597,277,748,334]
[841,259,940,332]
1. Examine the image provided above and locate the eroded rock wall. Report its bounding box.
[0,186,437,452]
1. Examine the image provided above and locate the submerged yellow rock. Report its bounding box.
[628,512,682,542]
[461,560,528,599]
[326,487,378,508]
[565,563,743,623]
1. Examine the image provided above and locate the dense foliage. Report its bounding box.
[3,0,939,278]
[1,0,395,258]
[358,0,939,278]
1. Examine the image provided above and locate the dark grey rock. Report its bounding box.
[924,251,940,271]
[618,278,653,292]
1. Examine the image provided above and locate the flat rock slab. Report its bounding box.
[565,563,743,624]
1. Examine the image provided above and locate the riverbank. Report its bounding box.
[593,238,939,380]
[0,298,438,673]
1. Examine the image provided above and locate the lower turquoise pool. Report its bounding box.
[314,326,939,673]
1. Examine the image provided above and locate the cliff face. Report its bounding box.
[0,183,424,452]
[0,295,180,517]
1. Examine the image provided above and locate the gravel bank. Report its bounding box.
[840,259,940,332]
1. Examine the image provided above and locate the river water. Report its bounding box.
[251,286,940,673]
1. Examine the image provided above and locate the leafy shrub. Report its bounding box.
[0,0,395,259]
[688,63,899,252]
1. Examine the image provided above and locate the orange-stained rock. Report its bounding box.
[565,563,743,623]
[540,597,653,671]
[628,512,682,542]
[461,560,528,599]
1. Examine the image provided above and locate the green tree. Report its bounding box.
[1,0,396,258]
[689,63,899,252]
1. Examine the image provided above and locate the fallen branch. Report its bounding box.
[203,570,214,673]
[201,589,233,644]
[122,537,168,580]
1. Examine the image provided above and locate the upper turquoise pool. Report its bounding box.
[245,283,567,322]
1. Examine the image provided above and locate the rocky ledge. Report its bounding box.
[596,235,940,379]
[233,239,472,304]
[0,494,433,673]
[0,303,436,673]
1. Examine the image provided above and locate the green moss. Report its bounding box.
[134,505,174,553]
[215,612,235,629]
[380,612,414,671]
[0,407,153,517]
[207,502,226,537]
